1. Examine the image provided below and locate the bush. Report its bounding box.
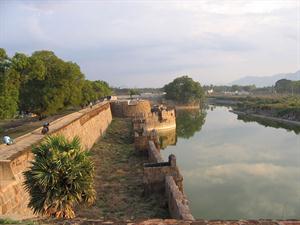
[23,135,95,218]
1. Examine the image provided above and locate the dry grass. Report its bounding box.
[75,118,169,220]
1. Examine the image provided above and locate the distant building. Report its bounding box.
[207,89,214,94]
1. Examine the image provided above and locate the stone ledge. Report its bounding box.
[165,176,194,221]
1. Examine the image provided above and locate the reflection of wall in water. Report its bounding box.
[158,128,177,149]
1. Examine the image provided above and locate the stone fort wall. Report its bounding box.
[110,100,151,118]
[0,102,112,218]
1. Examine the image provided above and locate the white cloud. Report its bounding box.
[0,0,299,86]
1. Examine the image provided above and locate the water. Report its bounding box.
[160,105,300,220]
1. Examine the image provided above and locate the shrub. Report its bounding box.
[23,135,95,218]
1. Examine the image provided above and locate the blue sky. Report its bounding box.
[0,0,299,87]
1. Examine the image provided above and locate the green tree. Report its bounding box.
[0,49,21,119]
[0,48,112,119]
[91,80,112,99]
[23,135,95,218]
[164,76,204,104]
[275,79,293,93]
[128,89,140,99]
[82,80,97,105]
[19,51,85,117]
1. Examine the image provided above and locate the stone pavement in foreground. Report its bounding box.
[34,219,300,225]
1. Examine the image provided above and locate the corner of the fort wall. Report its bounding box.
[110,100,151,118]
[0,102,112,218]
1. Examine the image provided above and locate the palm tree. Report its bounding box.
[23,135,95,218]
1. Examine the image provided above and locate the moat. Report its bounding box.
[161,105,300,220]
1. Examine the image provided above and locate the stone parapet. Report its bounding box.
[136,127,191,220]
[148,141,163,163]
[165,176,194,220]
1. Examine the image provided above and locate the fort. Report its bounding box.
[0,100,298,225]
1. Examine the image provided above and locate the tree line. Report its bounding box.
[0,48,112,119]
[274,79,300,95]
[204,79,300,96]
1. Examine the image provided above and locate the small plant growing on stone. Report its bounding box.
[23,135,95,218]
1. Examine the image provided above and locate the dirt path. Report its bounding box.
[76,118,169,220]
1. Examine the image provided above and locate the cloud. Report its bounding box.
[0,0,299,86]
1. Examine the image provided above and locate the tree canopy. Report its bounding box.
[275,79,300,95]
[163,76,204,104]
[0,48,112,119]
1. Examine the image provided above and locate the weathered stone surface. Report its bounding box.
[148,141,164,163]
[0,102,113,218]
[165,176,194,221]
[110,100,151,118]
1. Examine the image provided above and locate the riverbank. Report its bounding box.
[75,118,169,220]
[231,110,300,127]
[208,95,300,125]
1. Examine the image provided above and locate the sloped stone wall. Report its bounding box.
[0,102,112,218]
[165,176,194,220]
[110,100,151,118]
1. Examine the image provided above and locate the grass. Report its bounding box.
[75,118,169,220]
[0,218,37,225]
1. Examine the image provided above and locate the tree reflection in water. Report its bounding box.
[158,128,177,149]
[176,109,207,139]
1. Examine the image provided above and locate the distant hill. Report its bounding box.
[230,70,300,87]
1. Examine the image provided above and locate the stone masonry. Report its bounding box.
[0,102,112,218]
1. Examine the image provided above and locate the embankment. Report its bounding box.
[0,102,112,218]
[231,110,300,127]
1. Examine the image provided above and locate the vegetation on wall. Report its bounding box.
[23,135,95,218]
[0,48,112,119]
[163,76,204,104]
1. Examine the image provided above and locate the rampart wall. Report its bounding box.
[111,100,176,131]
[0,102,112,218]
[110,100,151,118]
[134,129,194,220]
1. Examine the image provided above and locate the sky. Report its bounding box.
[0,0,299,87]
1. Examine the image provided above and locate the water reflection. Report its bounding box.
[176,109,207,139]
[158,128,177,149]
[161,106,300,220]
[237,114,300,134]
